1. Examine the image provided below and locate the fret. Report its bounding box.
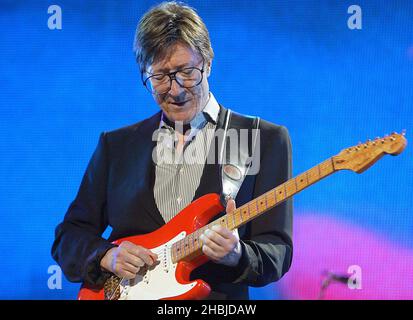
[330,157,336,172]
[175,242,179,260]
[193,231,200,250]
[230,211,236,229]
[307,168,317,184]
[233,207,243,227]
[266,190,276,207]
[175,245,179,262]
[243,206,249,220]
[313,166,321,181]
[222,216,228,228]
[257,195,267,213]
[176,242,182,260]
[185,236,190,257]
[325,159,333,173]
[182,239,187,257]
[275,186,284,202]
[238,208,244,223]
[320,161,327,174]
[171,244,176,263]
[188,233,194,254]
[198,228,204,248]
[181,238,186,257]
[248,201,258,217]
[296,174,307,191]
[328,158,334,172]
[226,213,233,229]
[285,180,296,197]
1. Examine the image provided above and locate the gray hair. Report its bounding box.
[133,1,214,73]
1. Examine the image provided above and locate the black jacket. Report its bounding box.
[51,105,293,300]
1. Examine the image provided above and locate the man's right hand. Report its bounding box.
[100,241,158,279]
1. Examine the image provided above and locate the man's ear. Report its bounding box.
[206,60,212,77]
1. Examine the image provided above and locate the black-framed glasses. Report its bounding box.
[142,60,205,95]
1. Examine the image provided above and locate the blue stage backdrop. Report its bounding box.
[0,0,412,299]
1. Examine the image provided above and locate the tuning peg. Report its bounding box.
[392,131,398,135]
[402,129,406,136]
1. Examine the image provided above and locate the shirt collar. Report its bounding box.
[202,92,219,125]
[159,92,219,131]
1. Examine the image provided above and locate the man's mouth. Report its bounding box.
[170,100,189,107]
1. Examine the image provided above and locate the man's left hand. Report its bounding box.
[200,198,242,267]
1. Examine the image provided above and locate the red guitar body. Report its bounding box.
[78,193,224,300]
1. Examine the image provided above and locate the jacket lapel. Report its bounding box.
[134,111,166,227]
[192,105,228,202]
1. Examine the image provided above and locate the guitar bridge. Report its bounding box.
[103,275,122,300]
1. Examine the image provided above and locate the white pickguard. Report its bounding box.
[118,232,196,300]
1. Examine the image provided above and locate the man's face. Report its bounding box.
[147,43,211,124]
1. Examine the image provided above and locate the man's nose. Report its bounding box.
[169,78,183,96]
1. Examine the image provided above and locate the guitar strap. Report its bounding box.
[219,109,260,206]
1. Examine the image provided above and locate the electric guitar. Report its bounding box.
[78,132,407,300]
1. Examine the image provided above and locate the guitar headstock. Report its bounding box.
[333,132,407,173]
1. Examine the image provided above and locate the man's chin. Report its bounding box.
[165,110,195,124]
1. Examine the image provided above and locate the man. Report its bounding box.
[52,1,293,300]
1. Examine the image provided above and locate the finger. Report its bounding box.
[112,261,139,279]
[123,242,145,258]
[123,242,158,263]
[139,252,156,266]
[205,228,235,252]
[225,198,236,213]
[122,261,140,275]
[202,244,220,261]
[119,269,137,280]
[211,225,236,240]
[124,254,145,268]
[200,232,227,255]
[149,251,158,262]
[137,248,158,265]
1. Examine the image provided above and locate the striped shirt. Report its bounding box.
[153,93,220,223]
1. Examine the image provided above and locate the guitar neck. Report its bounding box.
[171,157,337,263]
[223,157,336,229]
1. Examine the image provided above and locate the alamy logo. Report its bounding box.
[47,5,62,30]
[152,127,261,175]
[347,265,362,289]
[347,5,362,30]
[47,265,62,289]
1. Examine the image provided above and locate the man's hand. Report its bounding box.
[200,198,242,267]
[100,241,158,279]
